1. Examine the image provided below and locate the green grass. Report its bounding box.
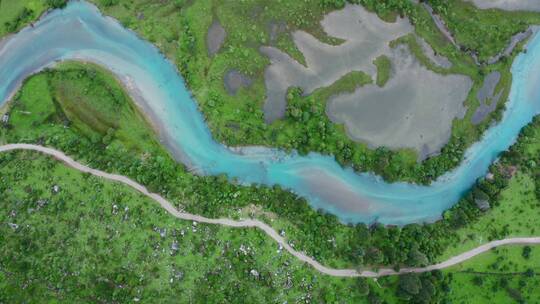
[389,34,451,75]
[450,246,539,273]
[4,62,160,153]
[3,151,539,303]
[0,151,378,303]
[313,70,373,101]
[0,0,47,37]
[373,55,392,87]
[440,173,540,261]
[444,246,540,303]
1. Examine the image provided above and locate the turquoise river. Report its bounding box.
[1,1,540,224]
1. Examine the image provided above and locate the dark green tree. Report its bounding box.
[46,0,68,9]
[356,277,370,296]
[522,246,532,259]
[398,273,422,296]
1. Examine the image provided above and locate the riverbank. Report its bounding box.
[2,147,539,302]
[88,0,540,185]
[1,0,523,227]
[0,0,48,37]
[2,143,540,278]
[2,53,540,276]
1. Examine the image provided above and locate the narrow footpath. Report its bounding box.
[1,143,539,278]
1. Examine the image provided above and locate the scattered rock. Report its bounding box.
[171,240,180,252]
[250,269,260,278]
[475,197,490,211]
[36,199,48,209]
[52,185,60,194]
[170,268,184,283]
[239,244,252,255]
[284,275,293,289]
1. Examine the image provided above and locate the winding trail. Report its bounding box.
[2,143,539,278]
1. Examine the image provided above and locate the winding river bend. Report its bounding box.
[1,1,540,224]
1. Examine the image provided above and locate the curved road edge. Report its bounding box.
[1,143,539,278]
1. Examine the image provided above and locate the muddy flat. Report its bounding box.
[326,45,472,159]
[472,71,502,125]
[467,0,540,12]
[261,4,412,122]
[207,19,226,56]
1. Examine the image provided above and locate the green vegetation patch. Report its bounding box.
[5,62,159,153]
[427,0,540,62]
[440,173,540,261]
[445,246,540,303]
[373,55,392,87]
[0,0,47,36]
